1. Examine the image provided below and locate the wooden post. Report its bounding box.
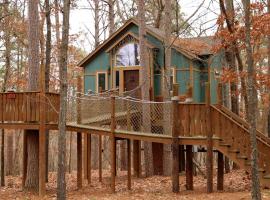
[217,82,223,108]
[87,134,91,184]
[133,140,141,177]
[39,64,46,196]
[127,139,131,190]
[84,133,87,179]
[77,76,82,189]
[1,130,5,186]
[22,133,27,187]
[205,82,213,193]
[217,151,224,190]
[171,95,180,193]
[132,114,141,178]
[99,135,102,182]
[186,145,193,190]
[77,133,82,189]
[110,96,116,193]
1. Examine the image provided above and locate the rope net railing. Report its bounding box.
[67,94,173,136]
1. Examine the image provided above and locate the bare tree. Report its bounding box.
[45,0,52,182]
[57,0,71,198]
[267,0,270,137]
[108,0,114,35]
[24,0,40,190]
[242,0,261,199]
[137,0,153,176]
[163,0,172,176]
[1,0,11,186]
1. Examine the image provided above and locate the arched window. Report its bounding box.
[115,43,140,66]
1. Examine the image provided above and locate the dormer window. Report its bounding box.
[115,43,140,66]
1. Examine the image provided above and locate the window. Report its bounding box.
[96,72,108,92]
[115,43,140,66]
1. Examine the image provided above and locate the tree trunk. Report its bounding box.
[137,0,153,177]
[6,134,13,175]
[163,0,172,176]
[108,0,114,35]
[219,0,248,118]
[45,0,52,182]
[267,0,270,137]
[1,130,4,186]
[57,0,71,199]
[2,0,12,179]
[242,1,261,199]
[25,0,40,190]
[94,0,99,48]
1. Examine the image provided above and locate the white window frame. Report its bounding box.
[96,71,108,92]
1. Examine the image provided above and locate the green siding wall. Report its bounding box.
[84,50,110,93]
[171,49,191,96]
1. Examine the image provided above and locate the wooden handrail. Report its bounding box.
[211,105,270,147]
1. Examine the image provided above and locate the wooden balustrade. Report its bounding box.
[178,103,208,137]
[45,92,60,123]
[0,92,59,124]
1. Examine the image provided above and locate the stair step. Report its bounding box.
[264,174,270,179]
[259,168,266,173]
[237,155,248,160]
[228,149,240,153]
[219,143,231,147]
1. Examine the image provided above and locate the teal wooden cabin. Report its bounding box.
[78,18,222,103]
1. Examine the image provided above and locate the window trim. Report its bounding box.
[114,42,140,67]
[96,71,108,92]
[171,67,176,84]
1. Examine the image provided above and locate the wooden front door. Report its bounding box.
[124,70,139,95]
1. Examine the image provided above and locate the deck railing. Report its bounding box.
[0,92,59,123]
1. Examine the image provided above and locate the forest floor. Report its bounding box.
[0,169,270,199]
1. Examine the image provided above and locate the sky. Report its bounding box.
[69,0,220,52]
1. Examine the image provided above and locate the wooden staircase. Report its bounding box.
[210,105,270,188]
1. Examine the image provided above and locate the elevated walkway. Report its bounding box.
[0,91,269,193]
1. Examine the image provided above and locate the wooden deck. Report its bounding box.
[1,91,270,195]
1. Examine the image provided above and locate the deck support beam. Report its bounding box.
[77,132,82,189]
[217,151,224,190]
[172,95,180,193]
[186,145,193,190]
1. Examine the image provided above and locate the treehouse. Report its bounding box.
[78,18,222,103]
[2,18,270,198]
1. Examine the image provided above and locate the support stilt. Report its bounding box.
[172,95,180,193]
[1,129,5,186]
[206,82,213,193]
[87,134,91,184]
[186,145,193,190]
[110,96,116,193]
[217,151,224,190]
[99,135,102,182]
[133,140,141,177]
[84,133,87,179]
[127,139,131,190]
[77,132,82,189]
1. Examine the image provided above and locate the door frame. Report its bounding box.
[113,66,141,93]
